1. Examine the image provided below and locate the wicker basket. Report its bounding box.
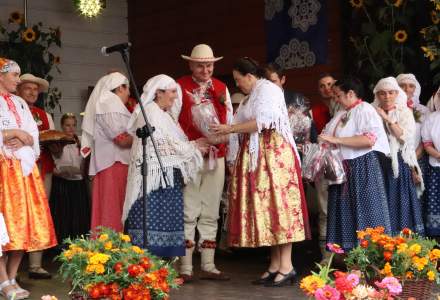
[398,279,434,300]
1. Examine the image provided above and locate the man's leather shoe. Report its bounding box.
[199,270,230,281]
[28,268,52,279]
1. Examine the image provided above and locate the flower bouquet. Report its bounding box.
[288,107,312,144]
[186,88,219,137]
[300,243,404,299]
[345,227,439,299]
[57,227,180,300]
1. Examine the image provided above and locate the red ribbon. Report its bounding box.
[1,93,22,127]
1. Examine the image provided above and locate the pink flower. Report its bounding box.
[375,277,402,296]
[346,273,360,287]
[326,243,344,254]
[314,285,341,300]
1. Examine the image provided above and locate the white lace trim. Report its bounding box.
[275,38,316,69]
[288,0,321,32]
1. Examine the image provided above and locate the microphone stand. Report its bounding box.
[117,47,170,249]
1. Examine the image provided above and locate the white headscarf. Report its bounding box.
[396,73,421,107]
[127,74,181,132]
[427,86,440,112]
[81,72,130,157]
[373,77,407,108]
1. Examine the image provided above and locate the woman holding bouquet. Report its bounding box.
[123,74,207,257]
[373,77,425,236]
[211,57,309,287]
[318,77,392,251]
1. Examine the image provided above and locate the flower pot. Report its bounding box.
[398,279,434,300]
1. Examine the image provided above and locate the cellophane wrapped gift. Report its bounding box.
[288,107,312,144]
[187,89,219,137]
[302,143,328,181]
[323,149,346,185]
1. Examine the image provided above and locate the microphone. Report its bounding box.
[101,42,131,56]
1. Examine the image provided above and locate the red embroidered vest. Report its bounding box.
[30,106,55,177]
[177,76,227,158]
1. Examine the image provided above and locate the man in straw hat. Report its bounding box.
[16,73,54,280]
[176,44,232,281]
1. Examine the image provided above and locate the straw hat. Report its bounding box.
[181,44,223,62]
[19,73,49,93]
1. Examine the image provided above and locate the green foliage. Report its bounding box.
[0,11,62,112]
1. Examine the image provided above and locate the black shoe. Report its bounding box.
[28,268,52,280]
[251,270,278,285]
[264,269,296,287]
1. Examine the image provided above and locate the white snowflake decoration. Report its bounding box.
[265,0,284,20]
[288,0,321,32]
[275,38,316,69]
[77,0,103,18]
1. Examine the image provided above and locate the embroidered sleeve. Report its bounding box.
[420,115,432,144]
[354,105,382,146]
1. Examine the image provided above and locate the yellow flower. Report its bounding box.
[397,243,408,253]
[427,270,436,281]
[394,30,408,43]
[9,11,23,24]
[98,234,109,241]
[111,248,120,252]
[421,46,436,61]
[391,0,403,7]
[430,249,440,260]
[22,28,36,43]
[85,263,105,274]
[349,0,363,8]
[381,262,393,276]
[300,275,325,295]
[131,246,144,254]
[104,241,113,250]
[409,244,421,256]
[412,256,428,271]
[120,233,131,242]
[431,10,440,24]
[63,250,74,260]
[89,253,111,265]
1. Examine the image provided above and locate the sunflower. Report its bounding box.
[391,0,403,7]
[394,30,408,43]
[431,10,440,24]
[350,0,363,8]
[421,46,436,61]
[22,28,37,42]
[8,11,23,24]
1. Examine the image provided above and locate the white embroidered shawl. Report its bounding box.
[227,79,299,171]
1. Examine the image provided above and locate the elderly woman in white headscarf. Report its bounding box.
[123,74,206,258]
[373,77,425,236]
[396,74,431,180]
[81,72,133,232]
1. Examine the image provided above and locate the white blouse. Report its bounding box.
[413,104,430,148]
[89,112,132,175]
[0,94,39,176]
[421,111,440,167]
[322,102,390,160]
[53,143,83,180]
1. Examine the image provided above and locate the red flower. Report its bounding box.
[401,228,412,235]
[139,257,151,270]
[89,287,101,299]
[127,264,141,277]
[113,262,123,273]
[383,251,393,262]
[360,240,369,248]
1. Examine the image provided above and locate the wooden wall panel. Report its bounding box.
[128,0,342,102]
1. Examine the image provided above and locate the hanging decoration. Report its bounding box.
[73,0,103,18]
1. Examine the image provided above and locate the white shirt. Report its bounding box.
[421,111,440,167]
[413,104,430,148]
[0,94,39,176]
[53,143,83,180]
[323,102,390,160]
[89,112,131,175]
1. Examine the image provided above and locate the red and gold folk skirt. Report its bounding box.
[228,130,310,248]
[0,155,57,251]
